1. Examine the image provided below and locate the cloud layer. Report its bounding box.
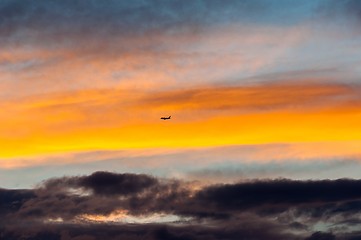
[1,81,361,159]
[2,172,361,239]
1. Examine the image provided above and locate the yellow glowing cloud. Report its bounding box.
[77,210,129,223]
[77,210,183,224]
[0,82,360,159]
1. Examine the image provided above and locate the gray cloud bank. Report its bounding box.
[2,171,361,239]
[1,0,359,49]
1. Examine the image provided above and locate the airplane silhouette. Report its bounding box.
[160,116,171,120]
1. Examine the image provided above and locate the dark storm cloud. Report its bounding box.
[0,221,301,240]
[186,179,361,220]
[304,232,336,240]
[14,172,190,219]
[80,171,158,195]
[195,179,361,209]
[12,173,361,219]
[0,188,35,217]
[3,172,361,239]
[43,171,158,196]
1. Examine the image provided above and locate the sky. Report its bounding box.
[1,0,361,239]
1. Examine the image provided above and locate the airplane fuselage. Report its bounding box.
[160,116,171,120]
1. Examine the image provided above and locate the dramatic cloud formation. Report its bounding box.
[2,172,361,239]
[1,1,361,239]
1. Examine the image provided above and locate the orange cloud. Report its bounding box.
[139,81,356,113]
[0,24,313,99]
[0,82,360,159]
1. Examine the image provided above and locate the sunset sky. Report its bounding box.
[1,1,361,239]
